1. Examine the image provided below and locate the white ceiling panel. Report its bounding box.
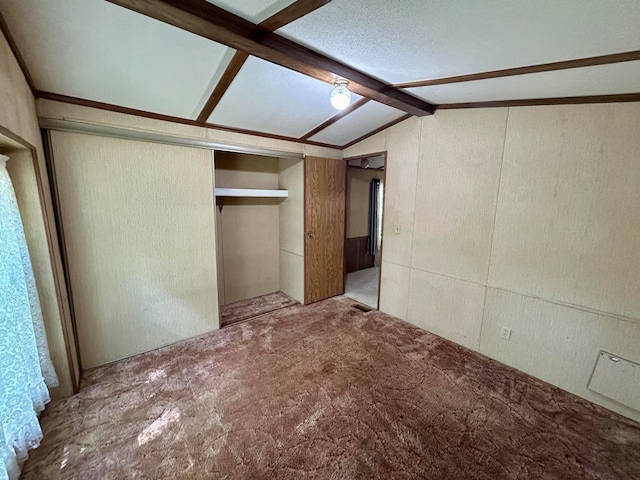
[208,57,361,140]
[0,0,234,119]
[408,61,640,105]
[309,102,405,146]
[205,0,296,23]
[279,0,640,85]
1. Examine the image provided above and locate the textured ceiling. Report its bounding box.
[309,102,404,146]
[205,0,296,23]
[1,0,640,148]
[207,57,361,139]
[0,0,235,119]
[409,61,640,105]
[280,0,640,84]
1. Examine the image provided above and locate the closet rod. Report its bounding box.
[39,118,304,160]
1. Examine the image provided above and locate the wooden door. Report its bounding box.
[304,156,346,304]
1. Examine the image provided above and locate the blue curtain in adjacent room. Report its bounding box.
[0,154,58,480]
[368,179,380,256]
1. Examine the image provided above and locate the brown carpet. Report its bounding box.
[23,296,640,479]
[220,290,298,327]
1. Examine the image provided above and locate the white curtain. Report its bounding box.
[0,154,58,480]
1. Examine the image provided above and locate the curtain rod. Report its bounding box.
[38,118,304,160]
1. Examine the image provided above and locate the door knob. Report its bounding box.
[305,231,314,238]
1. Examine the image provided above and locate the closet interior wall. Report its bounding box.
[278,157,305,304]
[215,152,280,306]
[214,152,304,306]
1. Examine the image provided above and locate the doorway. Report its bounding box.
[343,153,386,309]
[214,151,304,326]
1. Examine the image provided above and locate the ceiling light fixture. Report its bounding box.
[330,80,351,110]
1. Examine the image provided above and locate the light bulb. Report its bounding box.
[331,81,351,110]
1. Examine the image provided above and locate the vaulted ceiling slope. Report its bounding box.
[1,0,639,149]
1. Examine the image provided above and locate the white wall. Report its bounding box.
[345,103,640,422]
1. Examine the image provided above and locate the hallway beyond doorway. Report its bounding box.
[344,266,379,308]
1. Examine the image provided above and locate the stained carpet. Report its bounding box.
[219,290,298,327]
[23,296,640,479]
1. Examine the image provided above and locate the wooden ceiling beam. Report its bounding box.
[105,0,435,116]
[196,51,249,123]
[259,0,332,31]
[196,0,331,124]
[38,91,342,149]
[341,114,412,150]
[300,98,370,140]
[395,50,640,89]
[436,93,640,110]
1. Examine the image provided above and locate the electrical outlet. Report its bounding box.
[500,327,512,341]
[394,225,401,234]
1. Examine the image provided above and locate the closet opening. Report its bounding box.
[343,153,386,309]
[214,151,304,327]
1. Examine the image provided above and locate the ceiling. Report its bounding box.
[1,0,639,149]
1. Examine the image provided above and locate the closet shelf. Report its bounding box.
[215,188,288,198]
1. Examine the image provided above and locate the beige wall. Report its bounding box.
[279,158,304,303]
[37,99,335,308]
[345,103,640,422]
[346,168,384,239]
[36,100,322,370]
[215,152,280,304]
[37,100,342,161]
[35,55,640,422]
[50,132,220,368]
[0,31,75,398]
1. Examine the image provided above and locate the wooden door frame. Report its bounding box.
[342,151,388,311]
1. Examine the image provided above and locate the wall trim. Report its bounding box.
[40,118,305,160]
[342,114,411,150]
[301,98,371,141]
[0,11,37,94]
[197,0,332,123]
[383,259,640,326]
[37,92,342,150]
[437,93,640,110]
[395,50,640,89]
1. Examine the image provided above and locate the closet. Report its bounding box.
[214,151,304,319]
[46,129,304,369]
